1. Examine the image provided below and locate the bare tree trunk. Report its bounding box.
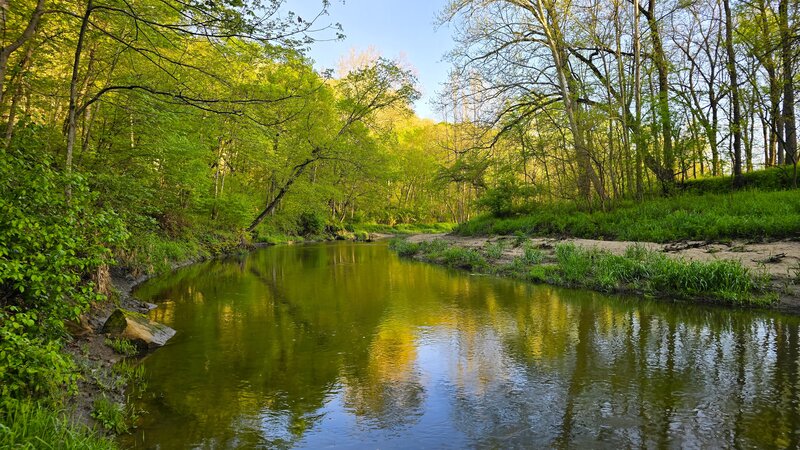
[780,0,797,171]
[633,0,644,199]
[66,0,93,177]
[3,43,33,143]
[723,0,743,183]
[645,0,674,189]
[0,0,44,108]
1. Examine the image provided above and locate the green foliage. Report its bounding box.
[105,338,139,357]
[521,242,545,265]
[298,212,326,237]
[0,311,77,399]
[438,246,488,270]
[389,239,421,257]
[357,222,456,235]
[392,239,488,271]
[680,167,796,193]
[0,143,128,332]
[484,241,507,259]
[91,396,131,434]
[0,399,115,449]
[549,244,770,304]
[477,179,539,217]
[456,190,800,242]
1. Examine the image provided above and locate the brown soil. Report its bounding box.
[406,234,800,313]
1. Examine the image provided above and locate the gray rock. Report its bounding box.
[102,309,176,351]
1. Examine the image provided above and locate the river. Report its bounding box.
[121,241,800,448]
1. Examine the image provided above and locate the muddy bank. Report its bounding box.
[406,234,800,313]
[63,263,184,432]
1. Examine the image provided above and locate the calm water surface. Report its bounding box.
[123,242,800,448]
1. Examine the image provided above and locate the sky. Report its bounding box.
[291,0,455,120]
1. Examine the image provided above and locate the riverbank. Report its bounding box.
[394,234,800,311]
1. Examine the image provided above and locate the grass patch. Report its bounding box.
[104,338,138,357]
[390,239,487,270]
[484,240,507,259]
[455,189,800,242]
[391,238,775,305]
[91,396,134,434]
[0,399,115,449]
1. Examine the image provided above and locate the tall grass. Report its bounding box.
[390,239,487,270]
[0,399,115,449]
[456,190,800,242]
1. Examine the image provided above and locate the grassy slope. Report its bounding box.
[456,190,800,243]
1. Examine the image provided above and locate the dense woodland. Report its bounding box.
[0,0,799,444]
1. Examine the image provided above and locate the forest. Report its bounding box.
[1,0,799,446]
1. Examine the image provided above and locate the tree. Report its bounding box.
[246,58,419,232]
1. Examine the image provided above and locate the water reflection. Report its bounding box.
[124,242,800,448]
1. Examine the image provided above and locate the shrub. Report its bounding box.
[389,239,420,257]
[522,242,545,265]
[298,211,326,237]
[0,146,128,334]
[0,311,76,399]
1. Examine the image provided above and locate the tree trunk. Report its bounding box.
[723,0,743,183]
[66,0,93,177]
[0,0,44,108]
[633,0,644,199]
[536,0,606,206]
[646,0,674,189]
[780,0,797,168]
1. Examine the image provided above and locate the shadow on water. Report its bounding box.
[122,241,800,448]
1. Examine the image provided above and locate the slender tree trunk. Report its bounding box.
[66,0,93,177]
[535,0,606,206]
[780,0,797,170]
[0,0,44,108]
[646,0,674,189]
[633,0,644,199]
[723,0,743,183]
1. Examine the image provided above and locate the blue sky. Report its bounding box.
[292,0,454,120]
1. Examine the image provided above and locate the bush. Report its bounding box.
[298,211,326,237]
[0,311,76,399]
[0,146,128,334]
[522,242,545,265]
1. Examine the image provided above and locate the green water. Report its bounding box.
[123,241,800,448]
